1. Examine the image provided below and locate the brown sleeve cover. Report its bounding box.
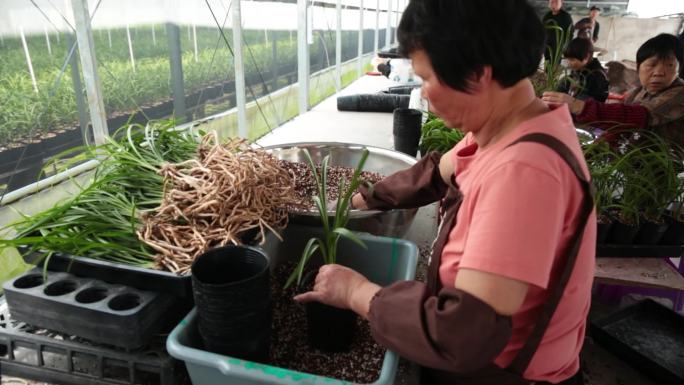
[368,281,513,373]
[358,151,448,210]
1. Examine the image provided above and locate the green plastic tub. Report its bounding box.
[167,225,418,385]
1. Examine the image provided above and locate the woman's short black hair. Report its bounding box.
[564,38,593,61]
[397,0,545,93]
[636,34,683,68]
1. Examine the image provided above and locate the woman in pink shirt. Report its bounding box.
[295,1,596,384]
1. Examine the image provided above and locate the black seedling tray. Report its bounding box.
[0,297,188,385]
[590,299,684,385]
[3,269,176,350]
[597,244,684,258]
[20,247,193,299]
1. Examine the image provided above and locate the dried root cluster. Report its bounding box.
[139,134,296,274]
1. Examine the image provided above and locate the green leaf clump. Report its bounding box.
[1,121,200,267]
[419,113,465,154]
[285,148,369,288]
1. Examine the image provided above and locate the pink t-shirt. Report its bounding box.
[441,105,596,382]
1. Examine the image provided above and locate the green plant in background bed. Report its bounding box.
[0,121,200,266]
[0,28,358,149]
[285,148,369,288]
[419,113,464,154]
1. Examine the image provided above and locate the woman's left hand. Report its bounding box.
[294,264,381,318]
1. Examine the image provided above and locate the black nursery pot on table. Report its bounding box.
[660,217,684,245]
[606,221,640,245]
[596,216,613,244]
[191,245,271,363]
[633,220,668,245]
[300,269,358,352]
[393,108,423,157]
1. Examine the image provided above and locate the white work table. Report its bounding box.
[256,74,398,149]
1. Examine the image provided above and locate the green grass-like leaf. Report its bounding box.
[285,148,369,288]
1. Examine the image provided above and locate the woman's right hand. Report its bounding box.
[351,193,369,210]
[542,91,586,114]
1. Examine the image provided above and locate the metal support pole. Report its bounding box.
[271,36,278,92]
[357,0,364,77]
[335,0,342,91]
[385,0,392,48]
[297,0,309,115]
[44,26,52,56]
[152,24,156,46]
[66,33,89,134]
[20,27,39,93]
[232,0,248,138]
[271,36,281,125]
[126,24,136,72]
[192,22,198,62]
[166,23,187,122]
[107,28,111,48]
[374,0,379,53]
[71,0,108,144]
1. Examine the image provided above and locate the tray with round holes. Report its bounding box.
[2,268,176,349]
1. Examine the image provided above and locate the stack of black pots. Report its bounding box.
[393,108,423,157]
[191,245,271,362]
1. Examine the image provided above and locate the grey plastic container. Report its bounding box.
[167,225,418,385]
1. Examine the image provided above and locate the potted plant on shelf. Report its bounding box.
[631,133,682,244]
[658,142,684,245]
[605,131,668,244]
[582,139,621,243]
[661,176,684,245]
[285,148,369,352]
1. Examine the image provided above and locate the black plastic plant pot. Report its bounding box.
[660,218,684,245]
[336,94,410,112]
[306,301,358,352]
[606,221,640,245]
[392,108,422,157]
[300,270,358,352]
[633,220,668,245]
[596,221,613,244]
[191,245,271,362]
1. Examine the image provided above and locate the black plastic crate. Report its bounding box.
[590,299,684,385]
[0,298,188,385]
[3,269,176,350]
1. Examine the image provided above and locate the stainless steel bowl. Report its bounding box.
[262,142,419,237]
[576,128,596,144]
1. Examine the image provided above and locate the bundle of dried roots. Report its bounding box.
[138,134,296,274]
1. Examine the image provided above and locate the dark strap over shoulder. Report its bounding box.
[505,133,595,374]
[425,132,594,376]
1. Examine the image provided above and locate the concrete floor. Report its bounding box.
[2,75,679,385]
